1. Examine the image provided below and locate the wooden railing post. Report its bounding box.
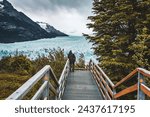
[42,71,50,100]
[137,72,145,100]
[57,59,70,100]
[113,88,116,100]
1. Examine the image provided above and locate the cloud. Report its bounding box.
[8,0,92,35]
[9,0,92,13]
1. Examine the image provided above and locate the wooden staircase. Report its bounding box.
[6,59,150,100]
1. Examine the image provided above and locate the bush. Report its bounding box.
[11,55,33,74]
[76,53,85,68]
[0,56,12,72]
[0,48,67,99]
[0,55,33,75]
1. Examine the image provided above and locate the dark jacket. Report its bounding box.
[68,52,76,64]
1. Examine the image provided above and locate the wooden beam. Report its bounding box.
[94,63,115,87]
[49,66,59,87]
[93,70,111,100]
[6,65,51,100]
[94,71,111,100]
[141,84,150,97]
[94,68,113,97]
[114,84,138,99]
[114,69,137,88]
[94,75,106,100]
[137,68,150,78]
[114,68,150,89]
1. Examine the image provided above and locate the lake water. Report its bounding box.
[0,36,96,63]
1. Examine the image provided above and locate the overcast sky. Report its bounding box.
[8,0,93,36]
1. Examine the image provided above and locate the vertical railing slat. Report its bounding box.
[137,72,145,100]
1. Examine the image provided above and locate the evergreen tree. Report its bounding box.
[85,0,150,82]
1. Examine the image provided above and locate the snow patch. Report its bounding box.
[37,22,47,30]
[0,4,4,9]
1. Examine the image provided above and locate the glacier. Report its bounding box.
[0,36,96,63]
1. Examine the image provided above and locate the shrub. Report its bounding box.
[10,55,33,74]
[76,53,85,68]
[0,48,67,99]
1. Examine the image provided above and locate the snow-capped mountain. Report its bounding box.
[0,0,67,43]
[37,22,68,37]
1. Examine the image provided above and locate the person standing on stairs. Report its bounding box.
[68,50,76,72]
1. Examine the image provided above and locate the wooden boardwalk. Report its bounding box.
[6,59,150,100]
[62,70,103,100]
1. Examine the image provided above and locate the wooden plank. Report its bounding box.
[92,74,105,100]
[137,68,150,78]
[114,84,138,99]
[94,68,113,98]
[49,82,58,96]
[98,86,106,100]
[93,72,106,100]
[49,66,59,87]
[114,68,150,89]
[141,84,150,97]
[62,71,102,100]
[93,70,111,100]
[75,68,86,70]
[58,59,69,84]
[32,81,48,100]
[114,69,137,88]
[94,63,115,87]
[6,65,51,100]
[58,60,70,99]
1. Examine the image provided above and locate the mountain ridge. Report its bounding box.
[0,0,68,43]
[37,22,68,37]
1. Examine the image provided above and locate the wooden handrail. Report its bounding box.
[141,84,150,97]
[31,81,49,100]
[114,84,138,99]
[113,67,150,99]
[6,65,52,100]
[114,68,150,88]
[94,64,115,88]
[89,60,115,100]
[58,59,70,99]
[89,59,150,100]
[137,68,150,78]
[113,69,137,88]
[6,59,70,100]
[90,60,115,88]
[6,57,150,100]
[49,66,59,87]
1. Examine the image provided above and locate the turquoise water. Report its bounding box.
[0,36,95,62]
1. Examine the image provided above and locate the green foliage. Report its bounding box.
[0,73,29,99]
[0,56,12,72]
[11,55,33,75]
[85,0,150,99]
[76,53,85,68]
[0,48,66,99]
[129,27,150,69]
[33,48,67,78]
[0,55,33,75]
[85,0,150,80]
